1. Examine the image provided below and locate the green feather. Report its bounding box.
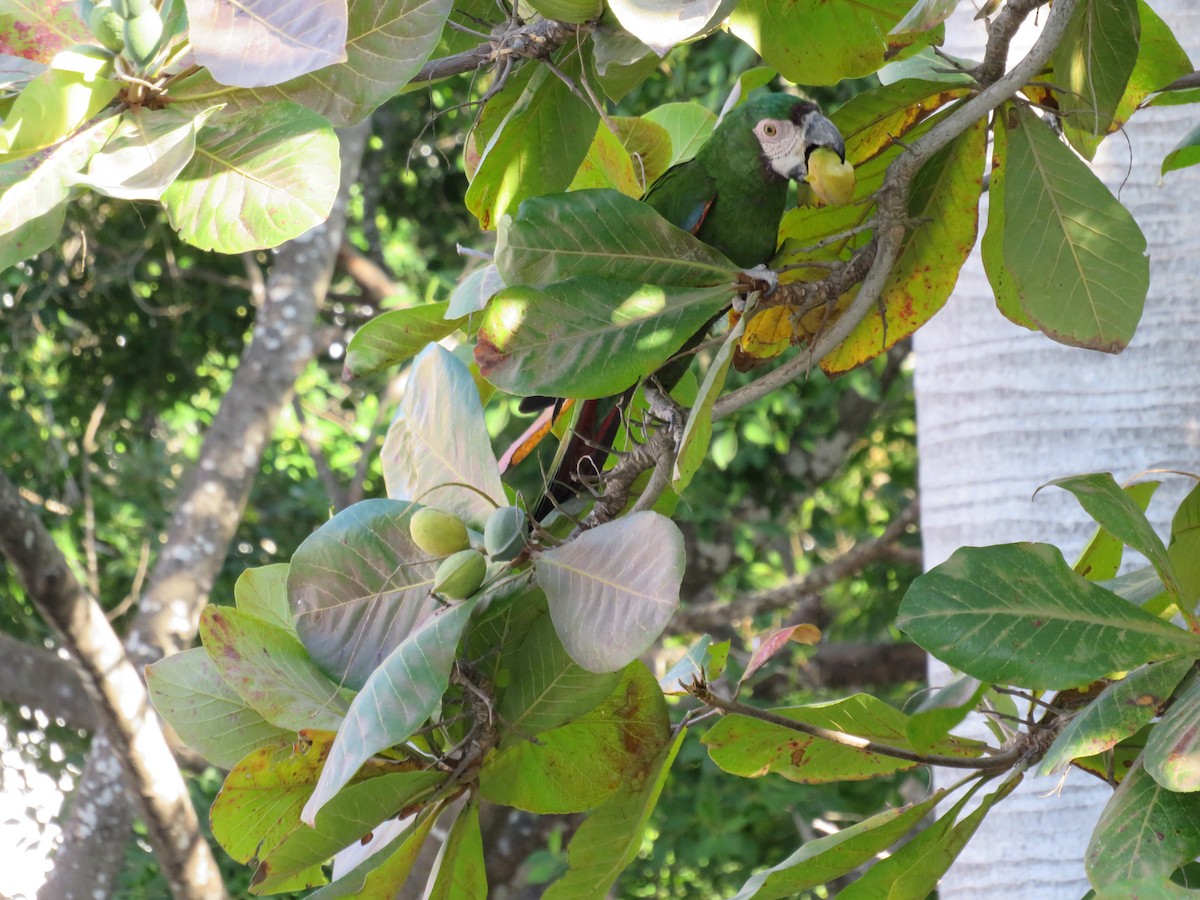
[644,94,810,268]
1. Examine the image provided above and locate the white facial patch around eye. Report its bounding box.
[754,118,806,179]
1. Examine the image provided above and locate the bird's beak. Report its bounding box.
[785,113,845,181]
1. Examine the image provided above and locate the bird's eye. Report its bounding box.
[763,123,777,137]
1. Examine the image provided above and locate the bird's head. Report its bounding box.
[745,94,845,184]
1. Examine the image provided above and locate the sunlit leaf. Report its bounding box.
[310,808,437,898]
[188,0,348,88]
[899,543,1200,690]
[235,563,296,636]
[200,605,350,732]
[161,101,339,252]
[381,343,506,527]
[1074,480,1160,582]
[301,598,477,826]
[536,511,684,673]
[641,102,716,166]
[344,302,464,379]
[289,499,440,690]
[606,0,735,56]
[146,648,292,769]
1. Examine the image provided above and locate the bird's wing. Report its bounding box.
[643,158,718,235]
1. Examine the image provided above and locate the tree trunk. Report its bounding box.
[915,3,1200,896]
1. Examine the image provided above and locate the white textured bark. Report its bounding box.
[916,3,1200,897]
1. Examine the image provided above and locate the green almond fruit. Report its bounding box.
[123,9,163,67]
[112,0,153,17]
[483,505,527,562]
[409,507,471,557]
[88,5,126,52]
[525,0,603,24]
[434,549,487,599]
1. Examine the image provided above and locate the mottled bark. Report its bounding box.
[40,122,371,899]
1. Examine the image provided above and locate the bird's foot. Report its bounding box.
[736,265,779,302]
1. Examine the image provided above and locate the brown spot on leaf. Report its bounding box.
[473,333,505,375]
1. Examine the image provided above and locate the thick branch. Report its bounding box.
[0,471,226,900]
[0,632,94,731]
[42,122,372,900]
[412,18,580,84]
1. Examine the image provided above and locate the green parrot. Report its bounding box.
[526,93,846,518]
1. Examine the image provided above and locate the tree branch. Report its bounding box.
[411,18,581,85]
[0,470,226,900]
[691,683,1023,772]
[42,122,372,900]
[669,502,918,635]
[0,632,94,731]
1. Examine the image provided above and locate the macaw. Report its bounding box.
[527,93,847,518]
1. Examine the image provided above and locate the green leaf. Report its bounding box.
[71,105,221,200]
[381,343,506,528]
[1074,0,1193,161]
[344,302,464,379]
[898,543,1200,690]
[535,511,684,673]
[199,605,350,732]
[1075,480,1160,582]
[462,578,548,687]
[497,613,622,745]
[568,123,641,196]
[982,103,1036,330]
[1046,472,1183,598]
[146,647,292,769]
[1169,483,1200,607]
[905,675,987,755]
[1039,658,1193,776]
[426,799,487,900]
[465,59,597,230]
[481,662,670,813]
[161,101,339,253]
[728,789,947,899]
[252,765,445,894]
[445,263,504,319]
[1164,123,1200,175]
[187,0,348,88]
[0,113,118,272]
[0,46,119,159]
[605,0,734,56]
[495,188,737,288]
[476,278,732,400]
[169,0,453,127]
[832,78,971,166]
[673,306,744,492]
[702,694,980,784]
[300,597,477,826]
[235,563,296,637]
[890,0,961,34]
[1146,671,1200,791]
[730,0,939,86]
[307,808,437,898]
[839,776,1021,898]
[1002,104,1148,353]
[541,726,685,899]
[1094,879,1200,900]
[1051,0,1139,155]
[641,102,716,166]
[289,499,440,690]
[822,116,985,374]
[1087,758,1200,886]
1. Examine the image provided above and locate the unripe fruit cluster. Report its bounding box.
[84,0,163,66]
[410,505,529,600]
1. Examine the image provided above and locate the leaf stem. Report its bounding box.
[692,684,1024,772]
